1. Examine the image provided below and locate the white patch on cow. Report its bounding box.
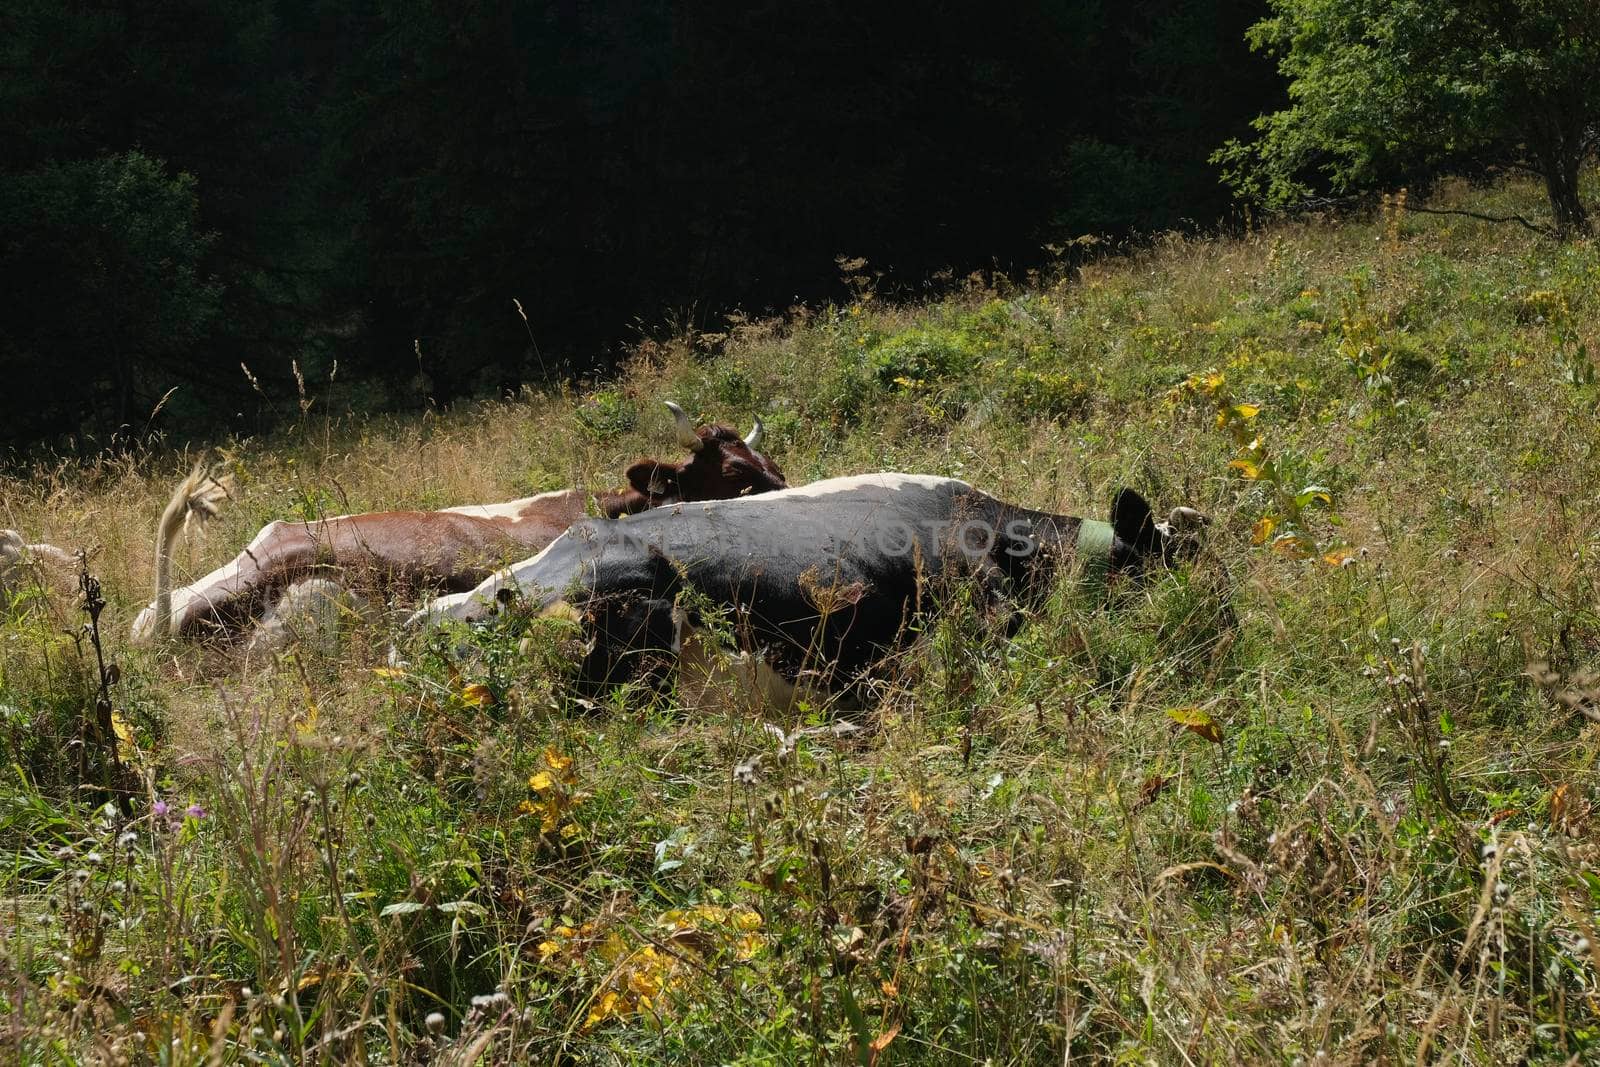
[405,530,571,629]
[439,489,581,521]
[0,531,76,603]
[686,472,967,511]
[133,518,293,640]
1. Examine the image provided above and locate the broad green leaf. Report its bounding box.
[1295,486,1332,508]
[380,902,427,917]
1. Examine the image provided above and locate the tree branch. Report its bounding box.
[1400,203,1554,237]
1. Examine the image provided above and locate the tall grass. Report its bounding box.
[3,175,1599,1063]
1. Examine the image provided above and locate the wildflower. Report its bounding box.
[425,1012,445,1033]
[584,990,623,1030]
[152,800,169,818]
[186,803,206,820]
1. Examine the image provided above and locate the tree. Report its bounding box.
[0,152,221,445]
[1215,0,1600,235]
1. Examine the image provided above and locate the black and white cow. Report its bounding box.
[405,473,1207,700]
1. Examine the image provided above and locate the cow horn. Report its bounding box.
[1165,506,1209,532]
[663,401,703,452]
[743,416,765,450]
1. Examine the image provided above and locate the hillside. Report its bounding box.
[3,176,1599,1063]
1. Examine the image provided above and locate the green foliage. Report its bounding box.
[1052,139,1172,235]
[0,151,221,442]
[1217,0,1600,233]
[574,389,639,443]
[827,301,1091,427]
[0,0,1281,449]
[868,327,982,391]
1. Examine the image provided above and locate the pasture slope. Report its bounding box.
[3,176,1599,1064]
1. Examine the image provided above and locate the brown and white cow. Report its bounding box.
[132,403,786,644]
[0,529,77,603]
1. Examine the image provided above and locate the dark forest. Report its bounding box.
[1,0,1280,448]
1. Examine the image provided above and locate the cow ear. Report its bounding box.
[626,460,679,498]
[1110,488,1160,553]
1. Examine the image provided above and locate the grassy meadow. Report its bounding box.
[4,176,1600,1064]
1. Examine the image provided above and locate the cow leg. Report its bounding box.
[165,520,326,636]
[673,615,786,712]
[575,594,681,696]
[249,577,369,656]
[670,605,807,713]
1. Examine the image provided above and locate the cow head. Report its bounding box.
[1108,489,1210,571]
[608,401,788,516]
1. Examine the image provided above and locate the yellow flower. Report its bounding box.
[111,711,138,761]
[598,933,629,963]
[583,990,622,1030]
[629,966,663,998]
[543,746,573,773]
[528,771,555,792]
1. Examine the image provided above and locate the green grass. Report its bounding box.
[4,175,1600,1063]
